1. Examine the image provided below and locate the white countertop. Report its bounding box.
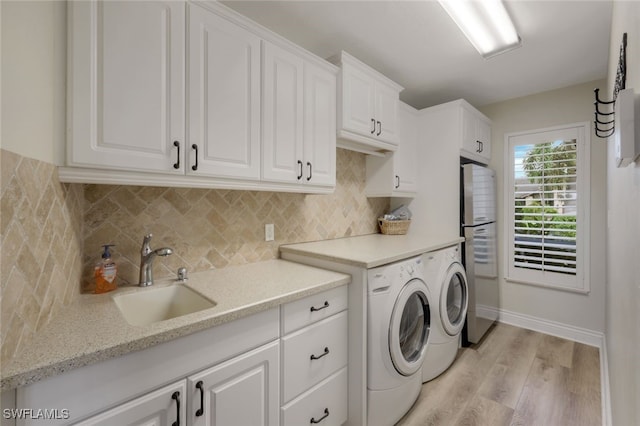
[1,259,350,390]
[280,233,465,268]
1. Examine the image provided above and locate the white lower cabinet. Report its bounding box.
[280,287,348,426]
[74,381,187,426]
[187,341,279,426]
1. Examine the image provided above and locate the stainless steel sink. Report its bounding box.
[113,285,216,326]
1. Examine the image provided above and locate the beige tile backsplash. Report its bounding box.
[1,150,83,365]
[1,148,387,365]
[81,149,389,290]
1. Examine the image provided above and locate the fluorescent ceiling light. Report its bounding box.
[438,0,522,59]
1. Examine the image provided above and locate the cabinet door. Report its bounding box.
[340,63,376,137]
[262,42,304,183]
[74,381,186,426]
[476,118,492,161]
[375,82,400,145]
[68,1,184,173]
[188,3,261,179]
[394,105,417,193]
[188,341,279,426]
[461,107,479,156]
[303,63,336,187]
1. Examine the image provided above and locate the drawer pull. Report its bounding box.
[310,301,329,312]
[195,380,204,417]
[310,408,330,424]
[310,347,330,361]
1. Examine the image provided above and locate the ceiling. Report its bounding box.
[221,0,613,110]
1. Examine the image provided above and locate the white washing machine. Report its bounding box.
[368,255,433,426]
[422,245,469,382]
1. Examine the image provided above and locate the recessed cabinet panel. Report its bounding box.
[262,42,304,183]
[68,1,184,172]
[188,4,261,179]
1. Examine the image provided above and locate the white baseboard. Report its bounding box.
[496,307,603,347]
[490,307,611,425]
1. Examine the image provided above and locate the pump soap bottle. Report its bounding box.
[94,244,118,294]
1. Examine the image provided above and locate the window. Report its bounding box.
[505,122,590,293]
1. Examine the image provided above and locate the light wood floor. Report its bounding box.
[397,323,601,426]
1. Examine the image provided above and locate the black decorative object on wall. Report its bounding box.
[594,33,627,138]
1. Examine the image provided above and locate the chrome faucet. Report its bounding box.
[139,234,173,287]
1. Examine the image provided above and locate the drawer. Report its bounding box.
[281,367,348,426]
[282,285,348,334]
[282,311,348,403]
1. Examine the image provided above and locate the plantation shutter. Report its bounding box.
[506,123,589,293]
[513,139,578,275]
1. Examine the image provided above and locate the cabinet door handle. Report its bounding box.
[371,118,376,134]
[479,141,484,152]
[297,160,303,180]
[310,301,329,312]
[191,144,199,171]
[307,162,312,181]
[310,347,330,360]
[173,141,180,170]
[171,391,181,426]
[195,380,204,417]
[395,175,400,189]
[376,120,381,136]
[476,140,481,153]
[310,408,330,424]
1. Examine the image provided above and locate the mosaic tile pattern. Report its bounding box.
[81,149,389,290]
[0,150,84,366]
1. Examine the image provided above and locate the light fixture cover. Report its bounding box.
[438,0,522,59]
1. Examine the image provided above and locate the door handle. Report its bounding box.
[371,118,376,134]
[297,160,303,180]
[395,175,400,189]
[307,162,312,181]
[173,141,180,170]
[191,144,199,171]
[171,391,181,426]
[195,380,204,417]
[376,120,381,136]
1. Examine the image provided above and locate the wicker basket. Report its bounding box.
[378,218,411,235]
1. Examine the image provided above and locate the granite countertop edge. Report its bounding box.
[1,259,351,390]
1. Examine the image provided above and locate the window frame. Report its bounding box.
[504,122,591,294]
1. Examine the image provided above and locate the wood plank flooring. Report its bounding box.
[397,323,601,426]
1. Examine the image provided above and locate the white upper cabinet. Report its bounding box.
[63,1,337,193]
[262,42,336,187]
[460,103,492,164]
[365,102,418,197]
[331,51,403,156]
[67,1,185,173]
[188,3,261,180]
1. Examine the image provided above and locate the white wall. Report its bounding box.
[479,80,607,334]
[605,2,640,424]
[1,0,66,165]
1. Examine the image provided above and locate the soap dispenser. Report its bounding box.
[94,244,118,294]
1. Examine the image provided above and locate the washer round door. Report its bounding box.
[440,262,469,336]
[389,278,430,376]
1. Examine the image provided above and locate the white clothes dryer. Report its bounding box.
[367,256,433,426]
[422,245,469,382]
